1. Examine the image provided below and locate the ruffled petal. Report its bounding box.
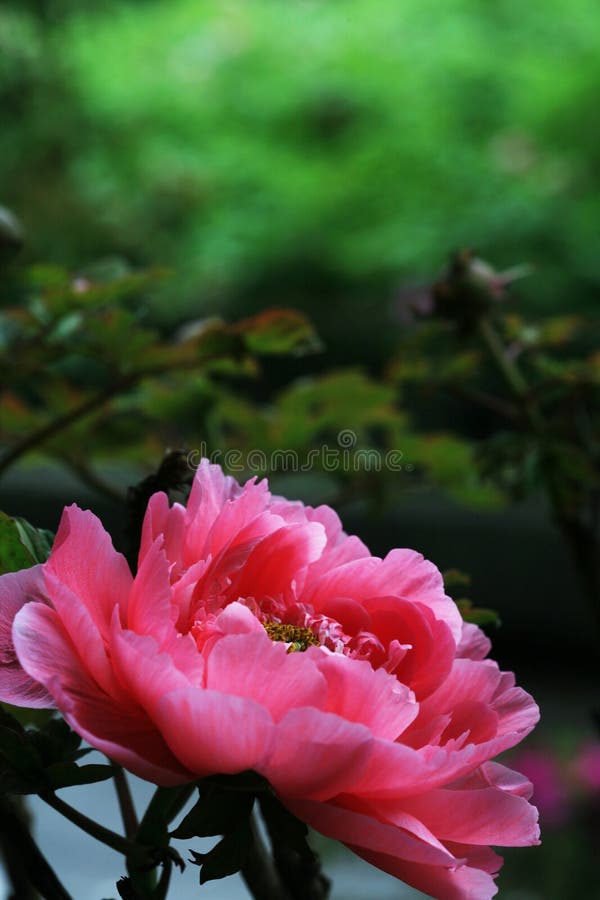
[46,505,132,634]
[456,623,491,660]
[311,651,418,740]
[352,846,499,900]
[264,708,373,800]
[0,566,53,708]
[13,601,187,783]
[227,523,327,601]
[155,686,275,777]
[127,538,174,642]
[380,782,539,846]
[205,631,327,722]
[283,797,460,868]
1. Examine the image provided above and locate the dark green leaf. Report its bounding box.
[14,518,55,564]
[190,820,253,884]
[239,309,321,356]
[457,598,501,627]
[0,511,36,574]
[442,568,472,589]
[0,725,44,779]
[259,791,308,849]
[30,716,83,765]
[45,762,114,790]
[172,786,254,839]
[116,876,144,900]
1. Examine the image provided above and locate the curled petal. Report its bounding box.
[0,567,53,708]
[155,686,275,778]
[46,505,132,634]
[352,846,499,900]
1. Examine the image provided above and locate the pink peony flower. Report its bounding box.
[0,461,539,900]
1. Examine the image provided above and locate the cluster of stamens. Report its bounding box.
[262,622,321,653]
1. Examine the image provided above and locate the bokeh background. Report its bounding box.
[1,0,599,897]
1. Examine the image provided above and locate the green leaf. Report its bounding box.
[14,518,55,564]
[258,791,308,849]
[442,569,472,589]
[172,786,254,839]
[239,309,321,356]
[116,876,145,900]
[190,819,253,884]
[457,598,501,628]
[30,716,83,764]
[0,724,44,781]
[45,762,114,790]
[0,711,111,794]
[0,511,36,574]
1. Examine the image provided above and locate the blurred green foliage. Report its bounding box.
[1,0,600,352]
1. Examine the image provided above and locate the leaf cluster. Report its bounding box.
[0,707,113,795]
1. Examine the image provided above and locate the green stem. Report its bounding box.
[127,783,195,898]
[154,858,172,900]
[40,791,141,858]
[112,764,139,840]
[136,784,196,844]
[478,316,530,399]
[0,355,221,478]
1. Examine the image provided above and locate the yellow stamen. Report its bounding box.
[263,622,320,653]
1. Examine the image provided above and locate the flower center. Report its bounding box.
[263,621,320,653]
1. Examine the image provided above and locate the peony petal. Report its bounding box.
[155,686,275,778]
[46,505,132,634]
[110,625,198,713]
[380,784,540,846]
[205,631,327,722]
[14,601,191,784]
[201,478,273,559]
[0,566,53,708]
[227,523,327,601]
[127,538,174,642]
[375,549,463,643]
[311,651,418,740]
[364,595,455,699]
[13,601,95,702]
[139,492,186,573]
[283,797,460,868]
[456,623,491,660]
[51,676,192,786]
[42,572,121,698]
[352,846,499,900]
[419,658,540,747]
[264,708,373,800]
[183,460,243,561]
